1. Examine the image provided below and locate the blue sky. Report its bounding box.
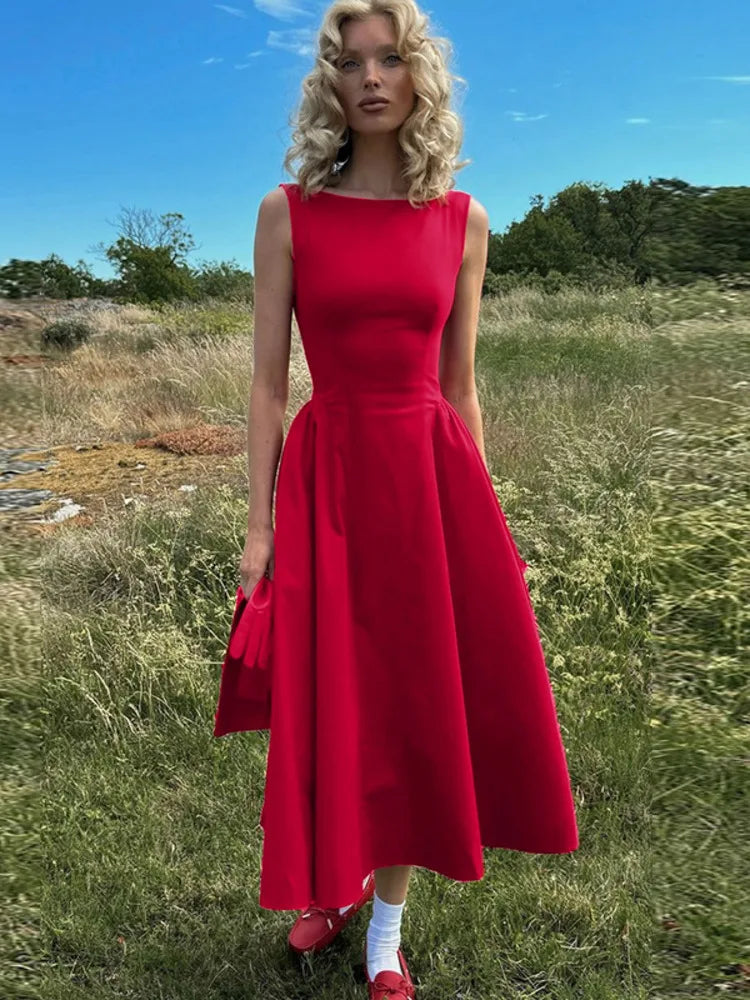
[3,0,748,279]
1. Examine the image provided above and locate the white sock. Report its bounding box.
[366,890,405,979]
[338,873,370,915]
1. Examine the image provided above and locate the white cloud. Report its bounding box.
[266,27,317,57]
[702,75,750,84]
[255,0,311,21]
[505,111,548,122]
[214,4,248,17]
[202,56,224,64]
[626,117,650,125]
[246,50,265,57]
[236,54,266,67]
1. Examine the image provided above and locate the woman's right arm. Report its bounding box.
[239,186,294,595]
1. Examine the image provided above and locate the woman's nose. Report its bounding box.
[362,60,382,86]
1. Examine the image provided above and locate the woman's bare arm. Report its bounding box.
[438,196,490,463]
[240,187,294,587]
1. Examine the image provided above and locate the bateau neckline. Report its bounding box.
[317,188,415,203]
[280,182,458,206]
[313,186,456,205]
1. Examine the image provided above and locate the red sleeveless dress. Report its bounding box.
[219,181,579,910]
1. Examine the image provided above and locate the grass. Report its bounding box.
[2,282,747,998]
[647,301,749,995]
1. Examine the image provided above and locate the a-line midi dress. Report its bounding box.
[214,180,580,911]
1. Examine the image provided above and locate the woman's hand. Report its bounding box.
[239,524,275,598]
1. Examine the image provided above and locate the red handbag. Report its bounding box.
[213,575,274,736]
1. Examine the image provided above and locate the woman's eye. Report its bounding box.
[340,54,401,70]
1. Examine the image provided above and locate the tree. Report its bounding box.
[490,201,590,277]
[485,178,750,288]
[90,207,199,303]
[192,259,254,302]
[604,181,660,284]
[0,254,112,299]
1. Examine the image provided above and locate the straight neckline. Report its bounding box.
[280,182,457,208]
[317,188,414,203]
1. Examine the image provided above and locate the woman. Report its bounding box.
[217,2,579,997]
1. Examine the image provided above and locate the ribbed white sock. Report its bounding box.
[366,890,405,979]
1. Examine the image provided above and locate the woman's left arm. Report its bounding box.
[438,196,491,464]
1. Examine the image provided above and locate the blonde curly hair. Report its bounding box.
[281,0,470,207]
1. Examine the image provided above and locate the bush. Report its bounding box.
[192,260,254,302]
[40,318,94,351]
[482,270,529,297]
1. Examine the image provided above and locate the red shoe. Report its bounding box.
[363,939,416,999]
[288,871,375,954]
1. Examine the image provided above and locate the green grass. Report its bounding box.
[4,283,746,998]
[647,306,749,996]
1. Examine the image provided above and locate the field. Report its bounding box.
[2,282,748,998]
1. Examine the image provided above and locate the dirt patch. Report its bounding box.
[135,422,245,456]
[0,434,247,538]
[3,353,49,366]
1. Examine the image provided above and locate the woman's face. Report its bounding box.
[334,14,415,133]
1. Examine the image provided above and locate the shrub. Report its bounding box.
[482,270,530,297]
[40,318,94,351]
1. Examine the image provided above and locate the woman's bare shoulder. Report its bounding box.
[258,184,291,215]
[253,187,295,263]
[456,191,488,233]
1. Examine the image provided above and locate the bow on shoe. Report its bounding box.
[371,975,415,999]
[301,905,339,930]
